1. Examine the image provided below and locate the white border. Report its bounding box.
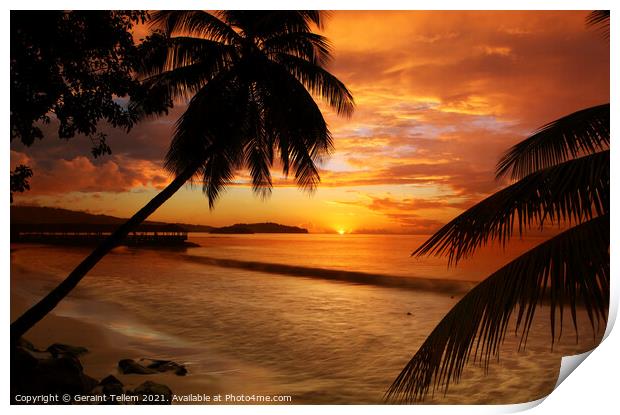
[3,1,616,414]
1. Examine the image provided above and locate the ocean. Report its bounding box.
[10,234,603,404]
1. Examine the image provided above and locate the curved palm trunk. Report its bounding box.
[10,165,198,343]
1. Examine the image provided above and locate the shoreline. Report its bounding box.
[11,293,189,394]
[11,291,294,404]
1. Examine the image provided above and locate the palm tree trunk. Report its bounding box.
[10,164,198,343]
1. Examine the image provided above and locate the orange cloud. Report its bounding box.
[11,151,170,196]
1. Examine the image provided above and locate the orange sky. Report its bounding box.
[10,11,610,234]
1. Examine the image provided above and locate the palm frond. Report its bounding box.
[295,10,326,30]
[387,214,609,403]
[290,142,323,190]
[258,60,334,191]
[139,61,223,104]
[414,151,609,264]
[274,52,355,117]
[586,10,610,38]
[243,88,274,198]
[133,35,234,107]
[169,110,245,208]
[496,104,609,180]
[150,11,240,44]
[200,143,245,208]
[195,97,247,208]
[153,10,350,206]
[264,31,332,65]
[136,34,233,79]
[161,36,235,73]
[245,143,274,198]
[221,10,326,37]
[164,70,241,176]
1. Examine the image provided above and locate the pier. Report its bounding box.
[11,223,189,246]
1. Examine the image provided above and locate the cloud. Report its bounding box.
[11,151,170,195]
[330,192,470,234]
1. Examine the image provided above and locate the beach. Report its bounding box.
[10,234,605,404]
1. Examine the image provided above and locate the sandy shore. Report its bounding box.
[12,294,192,395]
[11,293,283,403]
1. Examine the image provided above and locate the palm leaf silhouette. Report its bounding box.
[386,214,609,403]
[586,10,610,38]
[496,104,609,180]
[415,150,609,264]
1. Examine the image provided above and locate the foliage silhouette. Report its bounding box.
[10,165,33,203]
[10,11,171,199]
[10,11,159,146]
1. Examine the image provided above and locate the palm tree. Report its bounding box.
[385,12,609,403]
[11,11,354,342]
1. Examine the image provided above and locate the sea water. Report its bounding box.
[10,234,603,404]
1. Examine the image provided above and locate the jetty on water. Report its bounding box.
[11,223,190,246]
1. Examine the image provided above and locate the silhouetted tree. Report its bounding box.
[386,11,609,403]
[11,11,354,341]
[10,11,170,199]
[11,10,149,145]
[10,165,33,203]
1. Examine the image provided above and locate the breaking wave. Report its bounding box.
[183,254,476,294]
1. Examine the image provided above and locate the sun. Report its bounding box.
[337,229,346,235]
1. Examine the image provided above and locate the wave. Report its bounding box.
[182,254,476,294]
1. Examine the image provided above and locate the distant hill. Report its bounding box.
[10,206,307,234]
[10,205,215,232]
[12,205,128,225]
[211,223,308,234]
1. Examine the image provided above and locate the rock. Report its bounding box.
[11,345,39,385]
[38,352,83,373]
[12,350,97,402]
[103,383,124,398]
[99,374,124,397]
[16,338,53,360]
[118,359,157,375]
[119,358,188,376]
[89,376,125,405]
[47,343,89,358]
[144,359,188,376]
[90,386,121,405]
[100,374,123,387]
[36,354,98,395]
[18,337,38,352]
[11,340,105,404]
[132,381,172,405]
